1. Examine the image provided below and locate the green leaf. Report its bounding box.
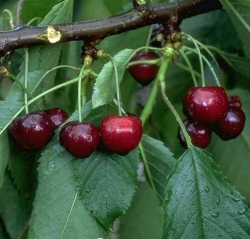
[162,146,250,238]
[220,0,250,59]
[0,0,73,135]
[224,52,250,81]
[28,143,107,239]
[20,0,64,24]
[38,0,73,26]
[92,49,135,108]
[7,144,37,195]
[208,88,250,205]
[28,103,115,238]
[140,135,176,201]
[0,172,30,239]
[75,149,140,229]
[119,181,162,239]
[238,0,250,6]
[72,103,139,229]
[0,132,9,188]
[0,221,8,239]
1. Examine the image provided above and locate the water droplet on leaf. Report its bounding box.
[47,160,56,172]
[238,208,247,215]
[204,186,210,193]
[211,211,220,219]
[231,195,241,202]
[216,196,221,205]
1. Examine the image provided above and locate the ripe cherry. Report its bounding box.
[228,95,242,108]
[184,86,229,124]
[212,106,245,141]
[128,51,159,86]
[99,115,143,155]
[45,108,69,130]
[9,111,54,151]
[59,121,100,158]
[178,119,211,148]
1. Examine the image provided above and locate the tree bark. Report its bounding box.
[0,0,222,56]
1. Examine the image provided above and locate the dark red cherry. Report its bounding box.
[213,106,245,141]
[99,115,143,155]
[59,121,100,158]
[184,86,229,124]
[9,111,54,150]
[228,95,242,108]
[178,119,211,148]
[45,108,69,130]
[128,51,159,86]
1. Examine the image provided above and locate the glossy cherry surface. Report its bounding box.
[46,108,69,130]
[59,121,100,158]
[128,51,159,86]
[9,111,54,150]
[184,86,229,124]
[99,115,143,155]
[213,106,245,141]
[228,95,242,108]
[178,119,211,148]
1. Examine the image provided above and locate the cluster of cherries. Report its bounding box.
[179,86,246,148]
[9,109,143,158]
[60,114,142,157]
[9,108,69,151]
[127,51,246,149]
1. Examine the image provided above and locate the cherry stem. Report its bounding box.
[7,74,40,110]
[2,9,14,29]
[194,40,221,80]
[140,47,173,125]
[139,143,159,198]
[121,46,162,69]
[78,63,88,122]
[178,48,198,87]
[31,65,79,94]
[184,46,220,86]
[159,82,192,148]
[103,53,122,116]
[139,77,159,126]
[173,60,202,82]
[0,75,80,135]
[26,17,42,26]
[128,58,161,67]
[24,48,29,113]
[157,47,192,148]
[182,33,205,87]
[206,45,236,69]
[145,25,154,49]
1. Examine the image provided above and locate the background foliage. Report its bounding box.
[0,0,250,238]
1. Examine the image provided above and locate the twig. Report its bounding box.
[0,0,222,56]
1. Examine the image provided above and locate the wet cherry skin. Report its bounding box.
[59,121,100,158]
[99,115,143,155]
[178,119,211,148]
[9,111,54,151]
[228,95,242,108]
[128,51,159,86]
[45,108,69,130]
[212,106,245,141]
[184,86,229,125]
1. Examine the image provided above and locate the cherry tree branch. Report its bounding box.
[0,0,222,56]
